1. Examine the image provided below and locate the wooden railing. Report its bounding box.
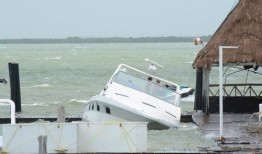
[209,84,262,97]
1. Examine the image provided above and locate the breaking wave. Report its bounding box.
[49,101,62,105]
[30,84,54,88]
[69,99,89,104]
[44,57,61,60]
[22,103,49,107]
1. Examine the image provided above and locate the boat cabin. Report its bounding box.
[101,64,181,107]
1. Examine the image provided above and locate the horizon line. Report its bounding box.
[0,35,212,40]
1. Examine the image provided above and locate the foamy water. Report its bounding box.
[44,56,62,60]
[69,99,89,104]
[27,84,54,88]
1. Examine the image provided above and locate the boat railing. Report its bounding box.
[108,64,181,91]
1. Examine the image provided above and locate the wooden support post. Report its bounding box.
[57,106,65,123]
[38,135,47,154]
[194,67,203,110]
[202,68,210,115]
[8,62,21,112]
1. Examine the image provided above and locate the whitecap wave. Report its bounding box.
[184,61,193,64]
[30,84,54,88]
[22,103,49,107]
[50,101,61,105]
[69,99,89,104]
[44,57,61,60]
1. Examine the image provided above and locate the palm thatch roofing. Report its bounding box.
[192,0,262,70]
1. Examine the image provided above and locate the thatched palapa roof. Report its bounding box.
[192,0,262,70]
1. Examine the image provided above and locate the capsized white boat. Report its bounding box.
[83,60,183,129]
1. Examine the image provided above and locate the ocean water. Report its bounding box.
[0,43,200,115]
[0,43,219,152]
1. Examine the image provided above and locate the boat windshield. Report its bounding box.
[148,83,178,105]
[114,71,148,93]
[114,71,178,105]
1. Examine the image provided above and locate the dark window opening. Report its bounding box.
[97,105,100,111]
[92,104,94,110]
[106,107,111,114]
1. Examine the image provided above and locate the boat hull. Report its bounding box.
[82,95,177,130]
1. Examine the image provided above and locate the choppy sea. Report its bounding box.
[3,43,260,152]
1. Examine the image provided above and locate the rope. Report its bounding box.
[224,66,262,85]
[56,124,63,150]
[2,124,49,151]
[75,122,109,150]
[43,124,74,152]
[2,121,143,153]
[120,124,138,152]
[51,123,77,152]
[71,122,140,152]
[42,124,57,144]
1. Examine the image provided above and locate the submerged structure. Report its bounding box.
[192,0,262,114]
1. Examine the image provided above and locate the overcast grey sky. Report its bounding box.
[0,0,238,39]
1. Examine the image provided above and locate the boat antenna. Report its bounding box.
[144,58,164,75]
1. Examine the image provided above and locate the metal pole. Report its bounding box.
[219,46,223,140]
[219,46,239,140]
[0,99,16,124]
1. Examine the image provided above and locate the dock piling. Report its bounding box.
[8,62,21,113]
[57,106,65,123]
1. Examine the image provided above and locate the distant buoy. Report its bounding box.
[194,38,203,45]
